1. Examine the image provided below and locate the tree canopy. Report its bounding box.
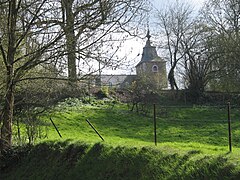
[0,0,147,150]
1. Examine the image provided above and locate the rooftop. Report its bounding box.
[136,30,164,67]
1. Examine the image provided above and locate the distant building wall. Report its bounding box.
[94,75,137,88]
[136,61,167,90]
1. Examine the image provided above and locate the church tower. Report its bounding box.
[135,30,167,90]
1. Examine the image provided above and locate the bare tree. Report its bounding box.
[157,2,194,91]
[0,0,147,150]
[201,0,240,92]
[0,0,65,151]
[53,0,147,81]
[59,0,111,81]
[180,21,216,102]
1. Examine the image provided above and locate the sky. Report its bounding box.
[152,0,205,11]
[101,0,206,75]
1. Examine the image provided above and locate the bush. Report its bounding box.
[95,87,109,99]
[1,142,239,179]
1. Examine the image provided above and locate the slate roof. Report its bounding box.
[100,74,137,88]
[136,30,164,67]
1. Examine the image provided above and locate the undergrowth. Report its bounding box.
[1,141,240,180]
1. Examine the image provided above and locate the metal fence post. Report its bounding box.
[50,117,62,138]
[227,102,232,152]
[86,119,104,141]
[154,104,157,146]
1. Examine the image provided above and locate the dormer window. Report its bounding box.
[152,65,158,72]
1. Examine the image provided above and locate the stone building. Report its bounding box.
[96,30,167,89]
[135,30,167,90]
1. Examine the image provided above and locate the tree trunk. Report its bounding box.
[62,0,77,82]
[168,67,179,91]
[1,80,14,150]
[0,0,17,151]
[188,75,205,103]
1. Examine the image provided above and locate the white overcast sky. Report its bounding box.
[102,0,206,75]
[152,0,205,10]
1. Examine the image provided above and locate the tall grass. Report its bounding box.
[4,98,240,179]
[1,141,240,180]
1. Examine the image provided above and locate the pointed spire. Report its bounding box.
[145,29,151,47]
[139,29,159,62]
[146,29,151,40]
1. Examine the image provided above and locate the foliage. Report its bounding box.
[1,98,240,178]
[155,0,240,100]
[126,77,160,113]
[0,0,148,150]
[12,79,88,146]
[94,86,110,99]
[199,0,240,92]
[1,141,240,179]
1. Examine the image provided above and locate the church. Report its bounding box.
[98,30,167,89]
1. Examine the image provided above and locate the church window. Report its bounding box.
[152,65,158,72]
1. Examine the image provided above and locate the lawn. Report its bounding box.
[3,98,240,179]
[33,98,240,155]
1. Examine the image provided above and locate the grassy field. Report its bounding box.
[37,98,240,153]
[2,97,240,179]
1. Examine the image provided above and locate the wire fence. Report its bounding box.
[151,103,240,152]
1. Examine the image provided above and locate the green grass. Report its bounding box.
[39,99,240,163]
[3,98,240,179]
[38,100,240,153]
[1,141,240,180]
